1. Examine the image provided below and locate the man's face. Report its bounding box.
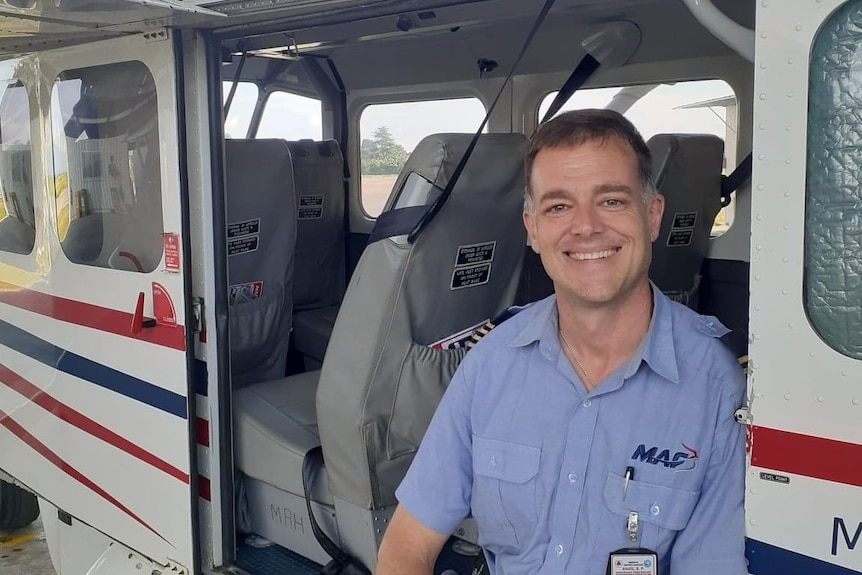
[523,138,664,309]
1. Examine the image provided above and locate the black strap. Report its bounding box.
[367,205,430,244]
[539,53,601,125]
[302,446,372,575]
[223,48,248,120]
[720,153,752,207]
[365,0,557,246]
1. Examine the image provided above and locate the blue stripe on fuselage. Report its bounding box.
[0,318,187,419]
[747,538,862,575]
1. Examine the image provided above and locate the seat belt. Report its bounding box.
[538,53,601,125]
[720,152,752,207]
[302,446,371,575]
[367,0,558,246]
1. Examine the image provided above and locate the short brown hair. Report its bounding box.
[525,109,654,211]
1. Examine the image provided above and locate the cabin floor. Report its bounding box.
[0,516,55,575]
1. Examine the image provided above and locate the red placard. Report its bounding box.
[163,233,180,273]
[152,282,177,327]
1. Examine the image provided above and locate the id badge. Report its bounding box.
[606,547,658,575]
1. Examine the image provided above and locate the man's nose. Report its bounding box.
[568,204,603,236]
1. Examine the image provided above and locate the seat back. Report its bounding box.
[225,139,297,387]
[287,140,346,311]
[316,133,528,509]
[648,134,724,308]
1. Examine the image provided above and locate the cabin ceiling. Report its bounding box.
[217,0,753,91]
[0,0,753,84]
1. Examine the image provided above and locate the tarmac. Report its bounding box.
[0,516,55,575]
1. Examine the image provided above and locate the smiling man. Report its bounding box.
[378,110,747,575]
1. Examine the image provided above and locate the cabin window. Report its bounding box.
[359,97,486,217]
[50,61,164,273]
[804,1,862,360]
[223,81,259,139]
[0,78,35,255]
[539,80,737,235]
[256,91,322,140]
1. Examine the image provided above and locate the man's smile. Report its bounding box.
[564,247,621,261]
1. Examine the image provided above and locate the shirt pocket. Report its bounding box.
[598,471,700,554]
[472,435,541,550]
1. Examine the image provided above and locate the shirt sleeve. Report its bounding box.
[395,350,478,535]
[671,353,748,575]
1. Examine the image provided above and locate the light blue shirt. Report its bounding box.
[396,287,747,575]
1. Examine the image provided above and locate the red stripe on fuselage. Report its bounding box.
[751,425,862,487]
[0,284,185,351]
[0,364,189,484]
[0,406,169,543]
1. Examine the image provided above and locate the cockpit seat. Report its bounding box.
[287,140,346,369]
[225,139,297,388]
[647,133,724,309]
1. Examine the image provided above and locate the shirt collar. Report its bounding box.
[509,282,680,384]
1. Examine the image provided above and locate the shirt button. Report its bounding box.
[650,504,661,516]
[555,544,564,556]
[582,399,592,408]
[567,473,578,484]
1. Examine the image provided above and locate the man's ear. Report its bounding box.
[648,193,665,242]
[523,209,540,254]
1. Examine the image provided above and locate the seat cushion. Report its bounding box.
[234,370,330,501]
[293,305,340,362]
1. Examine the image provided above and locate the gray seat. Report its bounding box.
[225,139,297,387]
[287,140,346,367]
[231,133,528,569]
[648,134,724,309]
[233,370,329,500]
[317,132,529,510]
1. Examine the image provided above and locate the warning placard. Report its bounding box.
[298,207,323,219]
[227,218,260,238]
[300,195,324,207]
[228,235,259,256]
[451,263,491,290]
[455,241,496,266]
[298,196,324,219]
[671,212,697,229]
[666,229,694,247]
[163,233,180,273]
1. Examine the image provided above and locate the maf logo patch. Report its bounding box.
[631,443,698,471]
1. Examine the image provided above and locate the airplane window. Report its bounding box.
[51,60,164,273]
[539,80,738,236]
[0,78,34,255]
[223,81,259,139]
[359,97,486,217]
[804,2,862,360]
[256,91,322,140]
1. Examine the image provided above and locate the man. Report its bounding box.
[378,110,747,575]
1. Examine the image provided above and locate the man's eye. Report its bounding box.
[547,204,567,213]
[604,198,624,207]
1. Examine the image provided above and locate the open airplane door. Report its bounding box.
[0,30,200,574]
[748,1,862,574]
